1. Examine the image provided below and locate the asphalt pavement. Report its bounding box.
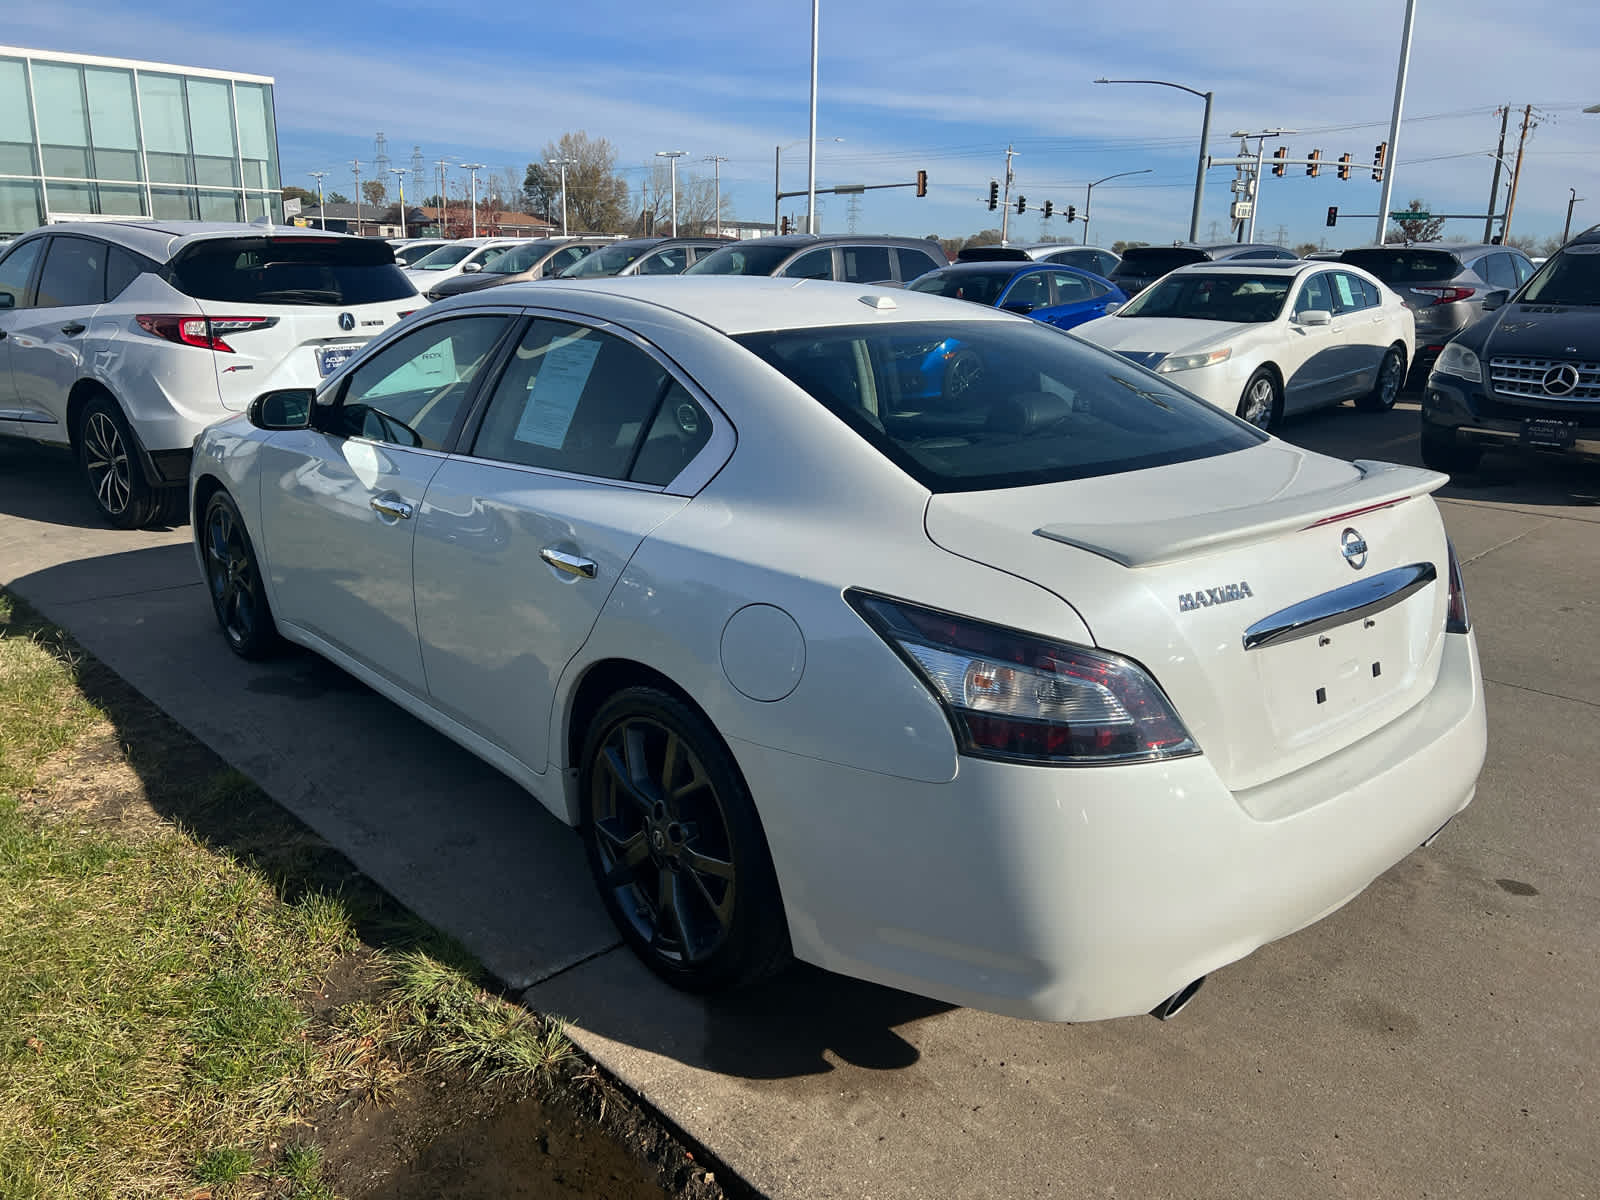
[2,401,1596,1199]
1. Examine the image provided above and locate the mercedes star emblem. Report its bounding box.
[1542,363,1580,396]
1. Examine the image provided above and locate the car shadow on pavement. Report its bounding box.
[0,442,190,532]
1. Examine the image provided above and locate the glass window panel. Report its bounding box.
[84,67,139,150]
[150,186,197,220]
[195,156,239,186]
[241,159,269,189]
[235,83,278,189]
[197,189,242,222]
[147,152,193,185]
[36,236,107,308]
[338,316,508,449]
[96,184,147,216]
[106,246,144,298]
[45,180,95,215]
[32,63,89,149]
[186,78,236,158]
[42,146,93,179]
[0,182,43,236]
[0,236,44,305]
[0,144,37,175]
[138,73,189,155]
[0,57,35,143]
[93,148,142,182]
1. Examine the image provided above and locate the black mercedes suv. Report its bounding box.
[1421,226,1600,473]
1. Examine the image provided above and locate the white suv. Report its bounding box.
[0,221,420,527]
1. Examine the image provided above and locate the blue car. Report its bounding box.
[906,260,1126,331]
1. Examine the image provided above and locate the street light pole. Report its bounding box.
[775,137,842,236]
[655,150,687,236]
[308,171,326,229]
[807,0,820,233]
[548,156,577,236]
[1082,168,1153,245]
[1374,0,1418,245]
[461,164,485,238]
[389,168,407,239]
[351,159,363,236]
[1564,188,1585,245]
[1094,77,1212,242]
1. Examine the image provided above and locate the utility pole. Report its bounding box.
[1502,104,1536,243]
[461,163,485,238]
[1484,105,1510,241]
[549,156,577,235]
[390,168,407,239]
[1564,188,1584,245]
[307,171,326,229]
[703,154,727,236]
[351,159,363,236]
[435,158,450,235]
[999,144,1017,245]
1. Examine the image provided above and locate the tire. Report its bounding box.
[1419,425,1482,476]
[201,490,280,659]
[942,348,984,400]
[1236,368,1281,432]
[579,686,790,992]
[77,394,168,529]
[1356,346,1406,412]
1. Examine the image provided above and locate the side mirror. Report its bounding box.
[461,261,483,274]
[248,388,315,430]
[1296,308,1332,326]
[1103,301,1122,315]
[1001,302,1038,315]
[0,292,14,309]
[1482,289,1509,312]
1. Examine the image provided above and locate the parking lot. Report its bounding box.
[1,401,1596,1199]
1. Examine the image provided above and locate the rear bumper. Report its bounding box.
[736,631,1485,1022]
[1423,372,1600,460]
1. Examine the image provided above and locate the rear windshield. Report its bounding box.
[1519,243,1600,306]
[409,244,476,269]
[170,237,414,305]
[685,243,796,276]
[1119,273,1290,323]
[734,319,1262,492]
[562,242,651,277]
[908,269,1014,305]
[1338,249,1460,283]
[1112,247,1207,277]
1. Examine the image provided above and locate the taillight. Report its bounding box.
[1445,539,1470,634]
[1412,286,1475,306]
[135,314,276,352]
[848,591,1199,766]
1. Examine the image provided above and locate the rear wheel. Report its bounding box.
[1419,425,1482,476]
[78,395,177,529]
[1357,346,1406,412]
[202,490,280,659]
[580,687,790,992]
[1236,368,1281,432]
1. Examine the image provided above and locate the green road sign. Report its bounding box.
[1391,211,1431,220]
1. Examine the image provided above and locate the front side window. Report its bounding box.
[471,319,710,484]
[684,242,795,275]
[1119,273,1290,323]
[35,237,106,308]
[636,247,688,275]
[0,238,43,308]
[332,316,508,449]
[782,248,834,280]
[1294,272,1334,314]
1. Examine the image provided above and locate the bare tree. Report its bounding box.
[1386,200,1446,244]
[634,164,729,236]
[541,132,630,232]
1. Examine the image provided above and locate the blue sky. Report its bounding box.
[9,0,1600,248]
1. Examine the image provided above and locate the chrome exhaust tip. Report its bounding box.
[1150,976,1206,1021]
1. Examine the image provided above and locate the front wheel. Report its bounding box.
[1236,368,1281,432]
[579,687,790,992]
[1357,346,1406,412]
[202,490,280,659]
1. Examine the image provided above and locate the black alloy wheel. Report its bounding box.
[202,491,279,659]
[580,687,789,992]
[77,395,182,528]
[1357,347,1406,412]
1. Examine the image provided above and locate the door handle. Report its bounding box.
[541,548,597,579]
[369,494,414,520]
[60,322,86,336]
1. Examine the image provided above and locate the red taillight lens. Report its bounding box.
[1445,539,1470,634]
[1412,286,1475,306]
[848,591,1199,766]
[135,314,275,352]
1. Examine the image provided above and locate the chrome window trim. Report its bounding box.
[1242,562,1438,651]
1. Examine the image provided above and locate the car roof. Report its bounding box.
[1338,242,1502,256]
[729,234,945,250]
[1570,224,1600,245]
[428,275,1017,335]
[924,260,1051,278]
[23,220,382,264]
[1167,260,1325,277]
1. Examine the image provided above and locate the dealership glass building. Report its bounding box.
[0,45,281,236]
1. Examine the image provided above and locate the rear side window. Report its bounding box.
[1479,253,1516,290]
[1338,249,1460,283]
[172,237,414,305]
[1112,248,1206,278]
[735,319,1263,492]
[896,245,944,281]
[782,248,834,280]
[636,247,688,275]
[36,237,107,308]
[1050,271,1108,304]
[105,247,144,299]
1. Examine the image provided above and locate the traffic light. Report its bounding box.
[916,169,927,198]
[780,215,791,234]
[1271,147,1287,177]
[1338,153,1352,181]
[1016,195,1027,214]
[1326,205,1338,227]
[1307,149,1322,178]
[1043,199,1053,219]
[987,179,999,210]
[1372,141,1388,182]
[1066,205,1076,223]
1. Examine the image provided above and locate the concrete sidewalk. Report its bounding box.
[4,412,1597,1199]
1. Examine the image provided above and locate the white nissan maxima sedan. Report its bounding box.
[189,278,1484,1022]
[1074,260,1414,432]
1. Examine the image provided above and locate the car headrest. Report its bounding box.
[986,391,1073,435]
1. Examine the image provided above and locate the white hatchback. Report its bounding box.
[0,221,419,527]
[190,278,1485,1022]
[1074,260,1414,431]
[403,238,524,299]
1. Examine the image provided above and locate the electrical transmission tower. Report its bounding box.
[410,146,425,198]
[846,192,862,233]
[373,132,390,183]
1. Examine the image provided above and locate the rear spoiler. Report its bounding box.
[1034,460,1447,568]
